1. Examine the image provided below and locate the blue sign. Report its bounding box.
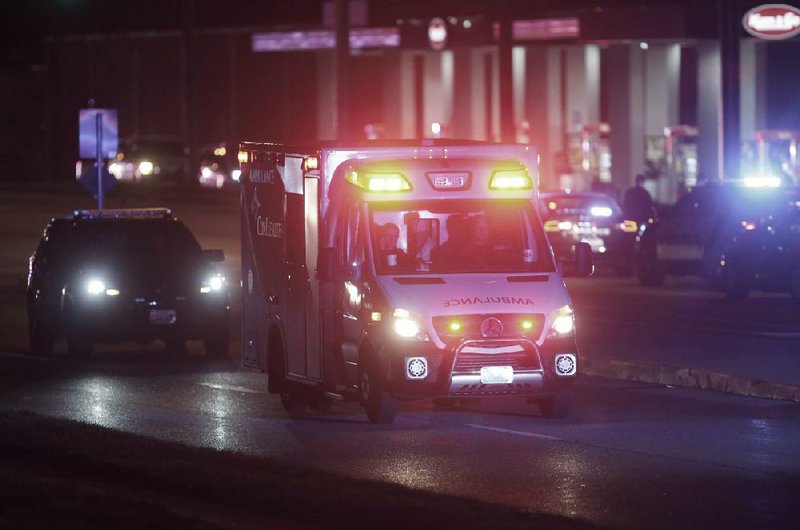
[78,165,117,197]
[79,108,119,159]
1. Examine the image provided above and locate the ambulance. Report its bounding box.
[239,139,592,424]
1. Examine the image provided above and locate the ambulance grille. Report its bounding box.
[452,341,542,374]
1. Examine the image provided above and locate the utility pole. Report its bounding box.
[181,0,197,183]
[720,0,741,180]
[335,0,350,141]
[498,2,515,143]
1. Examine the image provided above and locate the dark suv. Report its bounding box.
[636,182,800,291]
[27,208,230,356]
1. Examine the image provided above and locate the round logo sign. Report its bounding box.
[743,4,800,40]
[480,317,503,338]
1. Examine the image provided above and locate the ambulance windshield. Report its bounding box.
[369,199,554,275]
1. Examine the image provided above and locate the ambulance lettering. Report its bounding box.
[257,216,283,238]
[443,296,534,307]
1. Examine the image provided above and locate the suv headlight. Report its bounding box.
[547,305,575,338]
[85,278,119,296]
[200,274,225,294]
[393,308,430,341]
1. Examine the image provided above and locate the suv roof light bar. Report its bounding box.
[72,208,172,220]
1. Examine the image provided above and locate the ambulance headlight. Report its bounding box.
[547,305,575,338]
[392,308,429,341]
[200,274,225,294]
[86,279,106,295]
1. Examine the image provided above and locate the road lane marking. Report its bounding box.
[464,423,561,441]
[196,382,263,394]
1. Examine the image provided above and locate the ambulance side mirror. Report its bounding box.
[318,248,335,282]
[575,242,594,277]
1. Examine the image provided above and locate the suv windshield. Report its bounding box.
[369,199,554,275]
[73,220,201,263]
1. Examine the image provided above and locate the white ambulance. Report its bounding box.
[239,140,592,424]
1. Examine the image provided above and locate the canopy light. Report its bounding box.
[742,174,782,188]
[347,170,412,192]
[590,206,613,217]
[489,169,532,190]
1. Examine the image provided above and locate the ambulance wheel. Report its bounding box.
[309,392,334,413]
[538,388,573,419]
[28,312,54,356]
[280,385,310,418]
[203,328,230,358]
[359,358,398,424]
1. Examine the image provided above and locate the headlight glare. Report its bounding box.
[392,308,429,340]
[86,279,106,295]
[547,305,575,338]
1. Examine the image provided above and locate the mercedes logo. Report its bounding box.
[480,317,503,338]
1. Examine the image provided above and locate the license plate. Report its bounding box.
[149,309,176,325]
[480,365,514,384]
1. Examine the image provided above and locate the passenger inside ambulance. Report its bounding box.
[375,222,408,269]
[370,200,553,275]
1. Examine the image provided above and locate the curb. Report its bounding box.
[582,357,800,403]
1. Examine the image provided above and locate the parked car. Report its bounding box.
[717,199,800,300]
[27,208,230,356]
[76,137,188,182]
[635,181,800,289]
[197,143,240,189]
[539,191,637,276]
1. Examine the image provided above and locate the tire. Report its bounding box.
[538,388,573,419]
[280,384,311,418]
[359,356,398,424]
[790,270,800,304]
[636,251,665,287]
[267,331,309,418]
[165,339,188,355]
[308,392,335,413]
[615,263,634,278]
[67,334,92,356]
[203,328,230,358]
[723,265,749,301]
[28,312,54,356]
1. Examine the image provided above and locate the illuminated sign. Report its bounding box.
[743,4,800,40]
[428,17,448,50]
[252,28,399,52]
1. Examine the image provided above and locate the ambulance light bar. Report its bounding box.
[302,156,319,171]
[489,169,532,190]
[346,170,412,192]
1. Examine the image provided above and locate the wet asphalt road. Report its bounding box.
[1,345,799,530]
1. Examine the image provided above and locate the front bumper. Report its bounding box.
[65,292,229,342]
[378,335,578,400]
